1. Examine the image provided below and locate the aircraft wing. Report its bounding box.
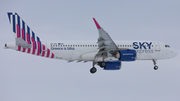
[93,18,119,58]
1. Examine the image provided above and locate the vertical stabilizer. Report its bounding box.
[7,12,55,58]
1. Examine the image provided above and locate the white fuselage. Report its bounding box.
[44,40,177,61]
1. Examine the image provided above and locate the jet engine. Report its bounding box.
[98,61,121,70]
[115,49,136,61]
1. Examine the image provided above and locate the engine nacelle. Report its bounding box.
[98,61,121,70]
[116,49,136,61]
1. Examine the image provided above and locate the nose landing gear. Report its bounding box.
[154,65,158,70]
[153,59,158,70]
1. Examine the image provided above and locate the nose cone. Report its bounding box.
[171,49,178,58]
[174,50,178,57]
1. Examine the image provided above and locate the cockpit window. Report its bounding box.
[165,45,170,48]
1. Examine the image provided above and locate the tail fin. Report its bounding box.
[7,12,54,58]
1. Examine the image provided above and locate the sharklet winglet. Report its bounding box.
[93,18,101,29]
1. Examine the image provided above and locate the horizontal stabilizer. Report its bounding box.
[16,38,32,48]
[68,60,75,63]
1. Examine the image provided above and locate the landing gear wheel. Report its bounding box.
[102,62,106,67]
[98,62,106,68]
[153,59,158,70]
[154,66,158,70]
[90,67,97,74]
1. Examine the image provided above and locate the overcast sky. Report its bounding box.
[0,0,180,101]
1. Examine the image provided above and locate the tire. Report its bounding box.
[98,62,106,68]
[154,66,158,70]
[102,62,106,67]
[90,67,97,74]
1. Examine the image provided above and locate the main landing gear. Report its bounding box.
[153,59,158,70]
[90,62,97,74]
[90,67,97,74]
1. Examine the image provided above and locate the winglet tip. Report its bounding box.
[93,18,101,29]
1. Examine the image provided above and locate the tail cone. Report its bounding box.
[5,43,7,48]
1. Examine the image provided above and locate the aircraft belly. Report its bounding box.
[71,50,82,60]
[54,50,73,60]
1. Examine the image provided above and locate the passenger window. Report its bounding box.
[165,45,170,48]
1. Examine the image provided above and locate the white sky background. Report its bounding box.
[0,0,180,101]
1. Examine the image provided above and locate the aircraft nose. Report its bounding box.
[174,50,178,56]
[171,49,178,58]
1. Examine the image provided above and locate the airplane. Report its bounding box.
[5,12,178,74]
